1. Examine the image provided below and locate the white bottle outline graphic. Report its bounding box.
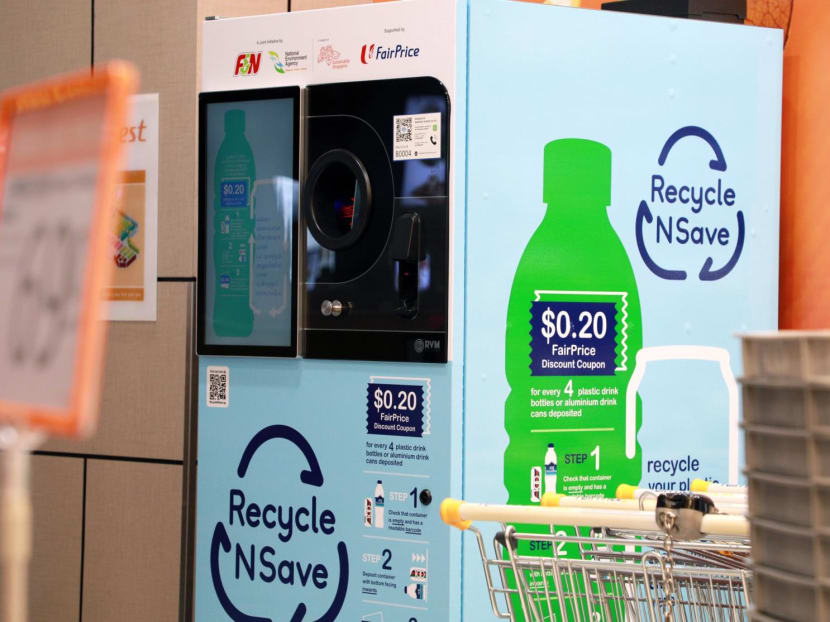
[374,480,384,529]
[249,177,292,318]
[544,443,558,494]
[624,345,739,484]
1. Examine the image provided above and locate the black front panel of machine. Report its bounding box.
[303,77,450,363]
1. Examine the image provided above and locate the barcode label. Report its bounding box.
[393,113,441,161]
[396,117,413,142]
[207,366,229,407]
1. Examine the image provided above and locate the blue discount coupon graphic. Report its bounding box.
[366,383,425,437]
[529,301,618,376]
[220,178,249,208]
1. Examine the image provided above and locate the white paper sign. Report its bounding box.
[103,93,159,321]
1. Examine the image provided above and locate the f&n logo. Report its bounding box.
[234,53,261,76]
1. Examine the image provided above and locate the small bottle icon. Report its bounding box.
[374,480,385,529]
[404,583,426,600]
[545,443,558,494]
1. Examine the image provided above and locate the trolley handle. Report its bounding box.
[691,478,747,495]
[541,490,746,515]
[440,497,748,538]
[617,483,746,504]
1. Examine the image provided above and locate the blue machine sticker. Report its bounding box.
[529,301,618,376]
[196,360,451,622]
[220,178,250,208]
[366,381,428,437]
[361,374,436,614]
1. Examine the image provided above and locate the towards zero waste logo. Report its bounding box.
[318,45,349,70]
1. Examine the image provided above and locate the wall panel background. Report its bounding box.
[81,461,183,622]
[0,1,284,619]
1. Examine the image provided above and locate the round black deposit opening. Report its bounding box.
[304,149,372,251]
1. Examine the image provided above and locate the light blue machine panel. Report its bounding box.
[196,358,456,621]
[461,2,780,621]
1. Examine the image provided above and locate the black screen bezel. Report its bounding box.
[197,86,300,358]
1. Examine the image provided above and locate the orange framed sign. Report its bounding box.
[0,62,137,437]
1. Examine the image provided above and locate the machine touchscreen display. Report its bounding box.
[198,88,299,356]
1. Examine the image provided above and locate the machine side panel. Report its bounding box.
[462,2,781,620]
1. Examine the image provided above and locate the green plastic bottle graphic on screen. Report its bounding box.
[213,109,255,337]
[505,138,643,533]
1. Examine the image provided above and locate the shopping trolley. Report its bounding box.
[615,483,747,516]
[442,493,752,621]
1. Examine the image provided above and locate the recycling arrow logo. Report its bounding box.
[210,425,349,622]
[635,125,745,282]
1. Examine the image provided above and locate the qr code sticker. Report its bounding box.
[396,117,413,142]
[207,366,229,408]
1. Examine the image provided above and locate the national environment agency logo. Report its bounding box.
[268,51,285,74]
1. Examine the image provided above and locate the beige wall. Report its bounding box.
[0,0,91,89]
[291,0,376,9]
[25,456,84,622]
[95,0,200,278]
[82,461,184,621]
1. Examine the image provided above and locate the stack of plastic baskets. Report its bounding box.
[742,332,830,621]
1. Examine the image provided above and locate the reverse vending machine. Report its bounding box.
[196,1,782,620]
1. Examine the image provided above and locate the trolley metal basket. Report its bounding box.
[441,497,752,622]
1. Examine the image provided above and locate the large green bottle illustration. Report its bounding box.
[505,138,643,522]
[213,109,255,337]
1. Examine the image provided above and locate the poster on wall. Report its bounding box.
[103,93,158,321]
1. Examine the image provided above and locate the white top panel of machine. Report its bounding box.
[201,0,458,95]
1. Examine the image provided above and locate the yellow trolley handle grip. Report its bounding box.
[541,492,562,507]
[440,498,473,530]
[616,483,638,499]
[691,478,710,493]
